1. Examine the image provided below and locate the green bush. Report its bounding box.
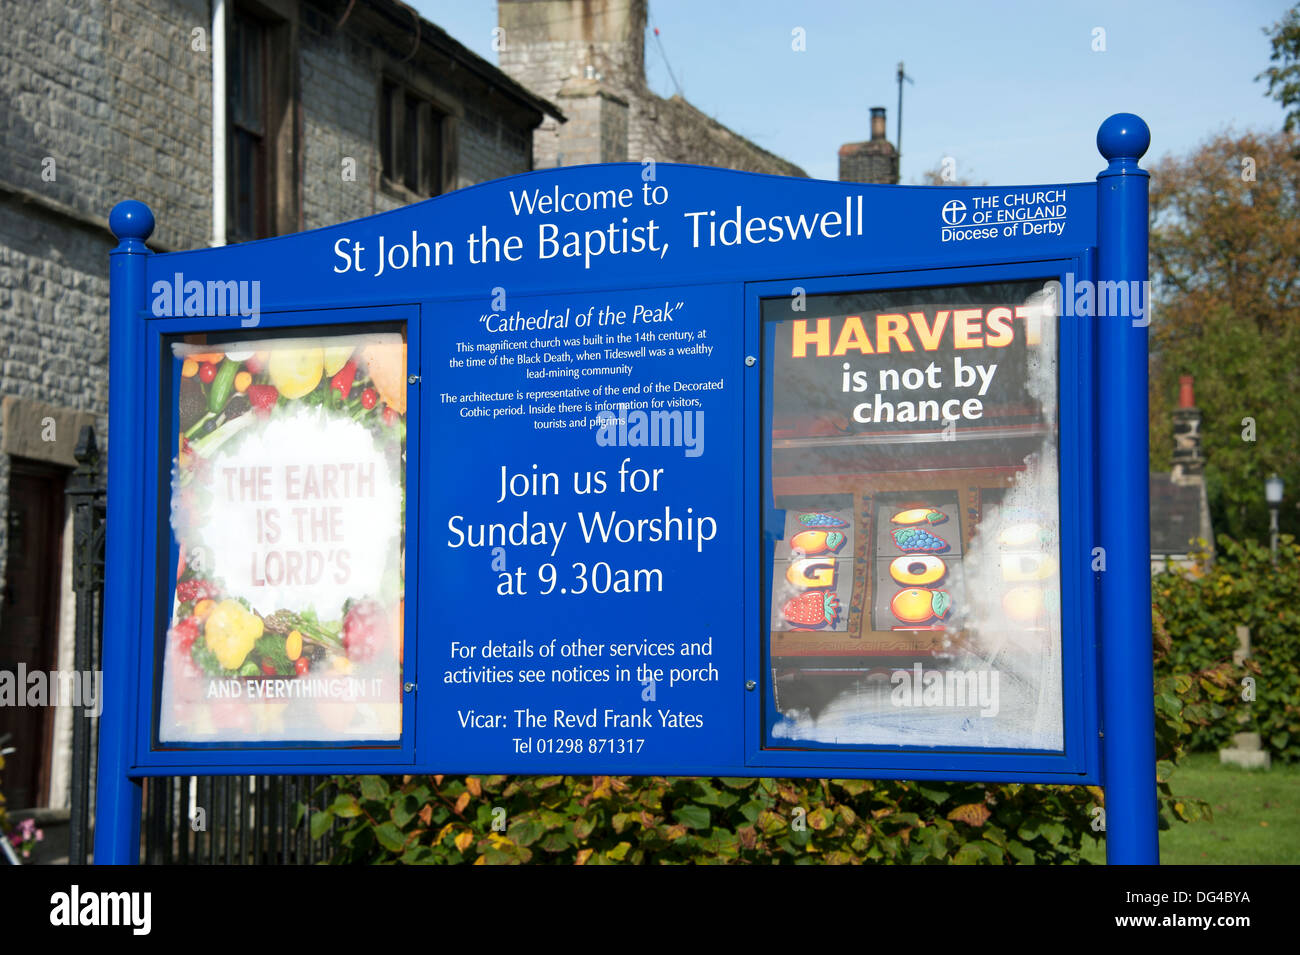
[307,774,1112,865]
[304,629,1233,863]
[1152,535,1300,760]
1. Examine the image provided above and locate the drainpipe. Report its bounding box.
[212,0,227,246]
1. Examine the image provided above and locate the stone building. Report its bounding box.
[0,0,559,815]
[498,0,806,176]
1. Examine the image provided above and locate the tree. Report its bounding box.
[1147,128,1300,540]
[1259,4,1300,131]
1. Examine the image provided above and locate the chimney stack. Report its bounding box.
[1171,375,1205,484]
[870,106,887,141]
[839,106,899,185]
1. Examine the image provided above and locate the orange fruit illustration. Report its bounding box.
[891,588,935,623]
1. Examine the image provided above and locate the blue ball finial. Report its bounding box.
[1097,113,1150,162]
[109,200,155,242]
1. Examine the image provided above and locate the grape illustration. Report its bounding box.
[891,526,950,553]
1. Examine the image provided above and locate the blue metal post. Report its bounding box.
[94,200,155,864]
[1096,115,1158,864]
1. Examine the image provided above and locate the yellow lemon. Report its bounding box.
[892,508,944,525]
[323,345,354,377]
[268,347,324,399]
[998,522,1045,548]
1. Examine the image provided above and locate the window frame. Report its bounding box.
[225,0,299,242]
[378,77,453,201]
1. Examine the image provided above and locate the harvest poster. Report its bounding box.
[158,332,406,743]
[763,281,1064,751]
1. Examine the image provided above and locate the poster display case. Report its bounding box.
[760,279,1071,754]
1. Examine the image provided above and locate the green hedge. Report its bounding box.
[304,628,1235,864]
[1152,535,1300,761]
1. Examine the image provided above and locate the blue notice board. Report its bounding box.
[97,115,1158,863]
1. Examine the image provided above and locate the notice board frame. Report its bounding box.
[95,114,1157,864]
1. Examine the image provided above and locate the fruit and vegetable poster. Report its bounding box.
[763,280,1064,751]
[158,332,406,743]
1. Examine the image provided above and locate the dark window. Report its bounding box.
[0,460,68,809]
[228,10,269,241]
[380,81,446,198]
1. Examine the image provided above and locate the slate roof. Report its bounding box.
[1150,473,1206,554]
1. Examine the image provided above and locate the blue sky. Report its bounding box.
[415,0,1293,184]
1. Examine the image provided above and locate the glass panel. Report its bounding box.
[762,280,1064,752]
[158,331,407,744]
[227,12,267,240]
[230,131,257,241]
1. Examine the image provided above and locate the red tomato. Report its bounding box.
[261,660,277,676]
[294,656,310,676]
[361,388,378,410]
[199,362,217,384]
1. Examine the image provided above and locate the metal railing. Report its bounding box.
[141,775,338,865]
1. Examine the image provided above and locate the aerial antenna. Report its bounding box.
[897,61,914,171]
[650,11,682,97]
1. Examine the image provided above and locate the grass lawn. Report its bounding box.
[1079,752,1300,864]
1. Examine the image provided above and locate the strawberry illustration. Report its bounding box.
[247,384,279,418]
[782,590,842,628]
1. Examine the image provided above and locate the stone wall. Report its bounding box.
[298,3,537,223]
[0,0,212,253]
[554,78,629,166]
[499,0,643,170]
[499,0,804,177]
[301,7,386,226]
[0,197,113,628]
[460,103,535,188]
[637,95,802,176]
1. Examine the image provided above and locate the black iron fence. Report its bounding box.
[68,426,337,864]
[66,426,104,865]
[141,775,339,865]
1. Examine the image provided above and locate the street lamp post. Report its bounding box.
[1266,474,1284,563]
